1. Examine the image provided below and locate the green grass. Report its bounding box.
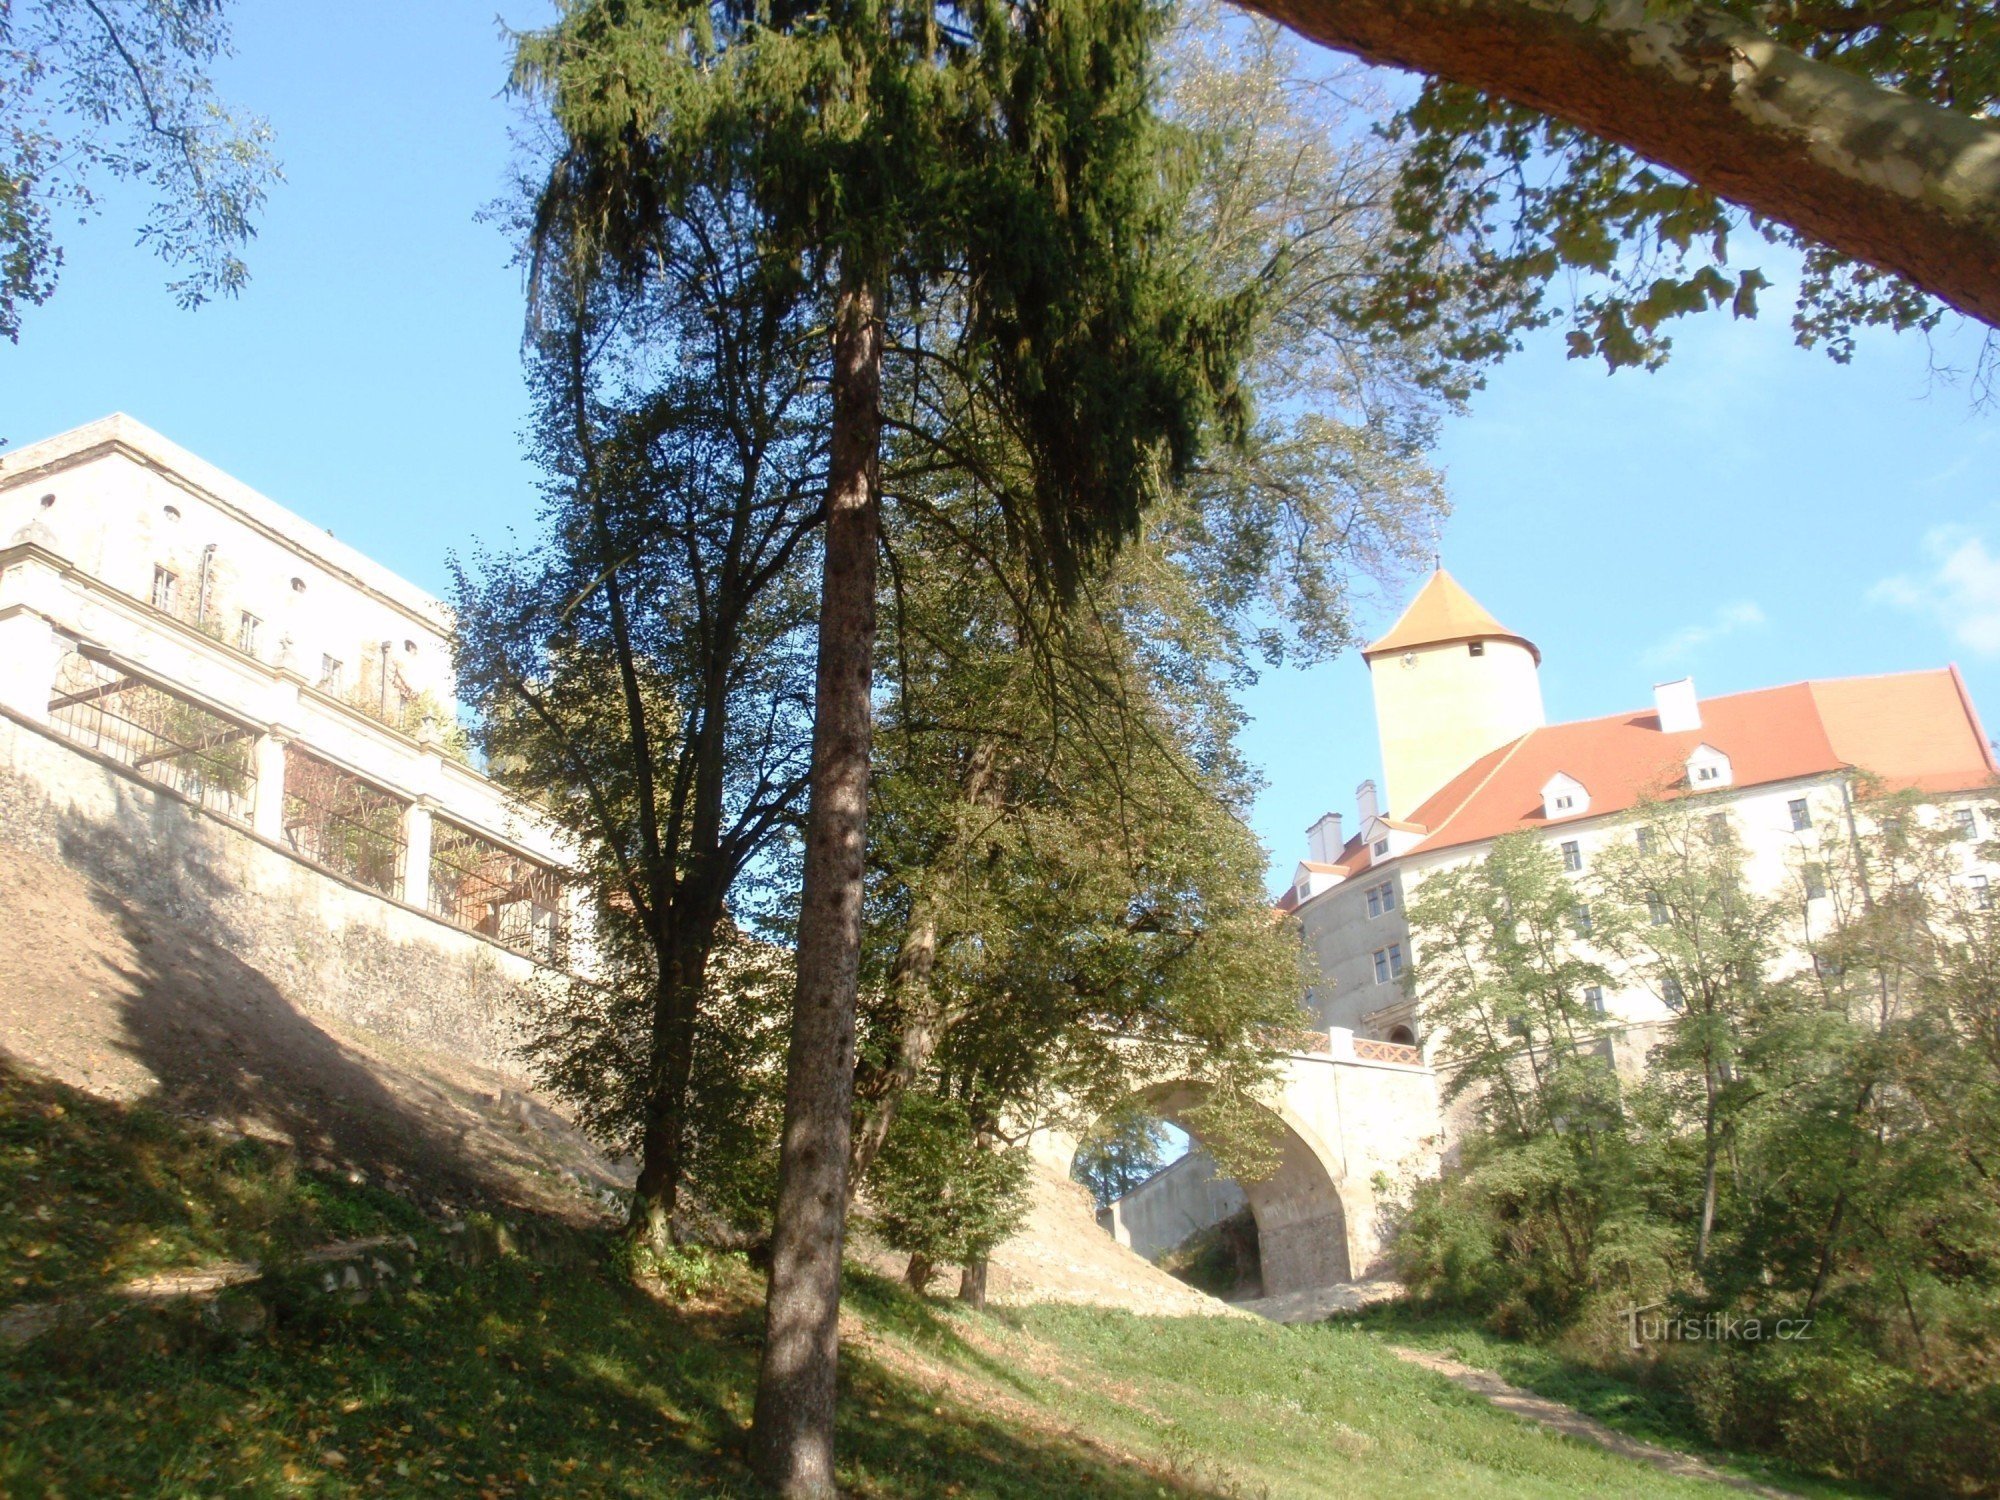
[1341,1304,1882,1500]
[2,1071,1762,1497]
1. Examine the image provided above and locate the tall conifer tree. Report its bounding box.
[515,3,1249,1489]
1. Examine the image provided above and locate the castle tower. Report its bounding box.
[1364,568,1545,819]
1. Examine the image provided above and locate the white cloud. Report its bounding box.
[1872,528,2000,656]
[1643,601,1766,669]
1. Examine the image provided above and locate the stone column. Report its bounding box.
[252,731,290,843]
[0,608,63,724]
[402,798,435,911]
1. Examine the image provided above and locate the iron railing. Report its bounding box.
[45,649,256,824]
[428,817,568,966]
[281,745,406,899]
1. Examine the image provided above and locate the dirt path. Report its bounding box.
[1387,1346,1802,1498]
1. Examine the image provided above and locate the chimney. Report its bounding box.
[1357,779,1381,825]
[1306,811,1344,864]
[1654,677,1701,734]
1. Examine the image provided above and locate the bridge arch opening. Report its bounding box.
[1067,1082,1351,1299]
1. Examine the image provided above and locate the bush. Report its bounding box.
[866,1094,1029,1279]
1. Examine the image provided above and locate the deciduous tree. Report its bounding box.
[0,0,279,340]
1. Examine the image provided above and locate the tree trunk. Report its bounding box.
[749,277,883,1500]
[847,895,941,1198]
[957,1255,988,1311]
[903,1252,935,1294]
[1695,1058,1720,1268]
[627,919,716,1250]
[848,740,1000,1197]
[1235,0,2000,329]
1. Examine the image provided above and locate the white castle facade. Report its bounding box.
[1277,567,1999,1057]
[0,415,576,974]
[1110,568,2000,1283]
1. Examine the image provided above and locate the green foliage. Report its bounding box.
[1071,1111,1176,1208]
[521,918,793,1240]
[1157,1204,1262,1301]
[515,0,1256,604]
[1351,2,2000,382]
[866,1092,1030,1271]
[1392,785,2000,1494]
[1,1061,1762,1497]
[0,0,281,340]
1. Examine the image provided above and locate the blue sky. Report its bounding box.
[7,1,1997,889]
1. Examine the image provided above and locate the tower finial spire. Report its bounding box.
[1430,519,1442,572]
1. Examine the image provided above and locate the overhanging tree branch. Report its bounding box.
[1235,0,2000,328]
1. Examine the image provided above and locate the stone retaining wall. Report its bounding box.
[0,706,547,1078]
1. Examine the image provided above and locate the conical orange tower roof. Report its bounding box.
[1363,568,1540,665]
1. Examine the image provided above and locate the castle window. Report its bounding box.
[151,565,179,613]
[1366,880,1396,918]
[1789,798,1811,831]
[1636,827,1655,855]
[319,655,344,692]
[1372,943,1406,984]
[1972,874,1992,911]
[1686,743,1733,788]
[1573,904,1593,937]
[1663,975,1686,1007]
[238,612,260,655]
[1804,864,1827,901]
[1584,986,1605,1014]
[1541,772,1589,821]
[1955,807,1977,840]
[1647,892,1669,925]
[1706,812,1730,843]
[1561,840,1582,872]
[1372,838,1389,858]
[1468,641,1485,657]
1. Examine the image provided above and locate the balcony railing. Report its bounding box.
[45,648,256,824]
[280,745,406,899]
[1352,1037,1424,1066]
[428,817,569,967]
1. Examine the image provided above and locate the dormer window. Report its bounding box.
[1685,743,1733,789]
[1372,838,1389,858]
[1541,772,1589,821]
[1467,641,1485,657]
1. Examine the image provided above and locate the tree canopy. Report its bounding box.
[0,0,279,341]
[1238,0,2000,382]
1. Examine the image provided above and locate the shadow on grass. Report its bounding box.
[0,1071,1220,1499]
[0,1062,429,1305]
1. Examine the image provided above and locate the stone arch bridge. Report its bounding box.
[1030,1030,1443,1297]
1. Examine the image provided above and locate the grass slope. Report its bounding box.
[2,1069,1743,1498]
[1345,1305,1881,1500]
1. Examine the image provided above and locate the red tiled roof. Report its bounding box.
[1289,669,1996,886]
[1364,568,1540,665]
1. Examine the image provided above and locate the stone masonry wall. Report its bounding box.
[0,708,548,1079]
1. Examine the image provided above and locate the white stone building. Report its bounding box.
[0,415,576,970]
[1103,568,1999,1290]
[1277,567,2000,1055]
